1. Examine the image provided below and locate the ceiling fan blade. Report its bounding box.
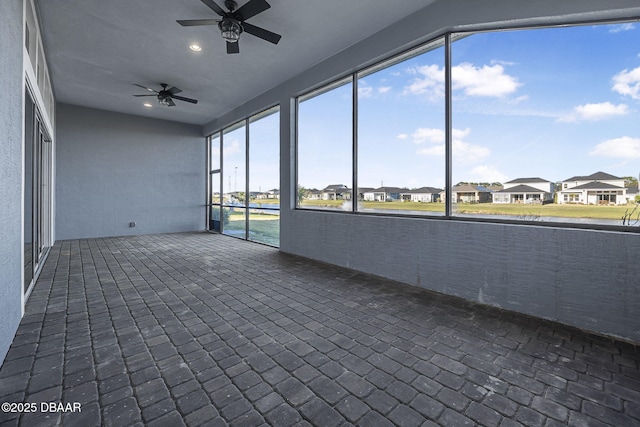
[200,0,226,16]
[177,19,219,26]
[133,95,156,97]
[235,0,270,21]
[133,83,157,93]
[168,87,182,95]
[172,95,199,104]
[167,98,176,107]
[242,22,281,44]
[227,41,239,54]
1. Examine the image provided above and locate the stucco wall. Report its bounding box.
[0,0,24,363]
[56,104,205,240]
[204,0,640,342]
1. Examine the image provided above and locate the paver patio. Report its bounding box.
[1,232,639,426]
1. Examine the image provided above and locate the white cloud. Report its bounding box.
[359,81,392,98]
[608,23,635,33]
[452,128,471,141]
[358,85,373,98]
[404,64,445,99]
[589,136,640,158]
[404,62,521,99]
[411,127,445,144]
[454,63,521,97]
[491,59,516,66]
[467,165,508,183]
[559,102,629,122]
[410,127,489,162]
[509,95,530,105]
[451,139,490,163]
[416,145,445,156]
[612,66,640,100]
[396,133,408,140]
[224,139,241,155]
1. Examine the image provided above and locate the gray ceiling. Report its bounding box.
[36,0,435,126]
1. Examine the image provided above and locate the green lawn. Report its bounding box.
[248,212,280,246]
[454,203,635,220]
[299,199,637,221]
[225,211,280,246]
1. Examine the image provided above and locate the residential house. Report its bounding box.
[445,184,493,203]
[362,187,405,202]
[304,189,322,200]
[321,184,350,200]
[626,185,639,203]
[356,187,375,201]
[257,189,279,199]
[557,172,627,205]
[401,187,443,202]
[493,178,554,204]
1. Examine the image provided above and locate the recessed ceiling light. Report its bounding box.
[143,103,152,108]
[189,44,202,52]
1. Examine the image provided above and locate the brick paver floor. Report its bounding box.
[1,232,639,426]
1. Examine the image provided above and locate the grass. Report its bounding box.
[454,203,634,220]
[299,199,637,221]
[220,203,638,241]
[225,211,280,246]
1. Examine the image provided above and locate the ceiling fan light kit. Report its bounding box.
[219,19,242,42]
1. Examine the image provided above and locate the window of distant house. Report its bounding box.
[357,37,445,215]
[451,22,640,227]
[297,77,353,211]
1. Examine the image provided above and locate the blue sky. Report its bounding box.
[218,108,280,194]
[297,21,640,190]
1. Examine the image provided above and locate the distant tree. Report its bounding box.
[622,176,638,188]
[297,186,307,204]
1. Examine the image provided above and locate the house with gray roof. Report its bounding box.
[362,187,405,202]
[493,177,554,204]
[558,172,627,205]
[303,188,322,200]
[321,184,350,200]
[443,184,493,203]
[401,187,443,202]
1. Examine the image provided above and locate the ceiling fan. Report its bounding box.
[177,0,281,54]
[132,83,198,107]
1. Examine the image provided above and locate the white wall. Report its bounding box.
[56,104,205,240]
[0,0,25,363]
[203,0,640,342]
